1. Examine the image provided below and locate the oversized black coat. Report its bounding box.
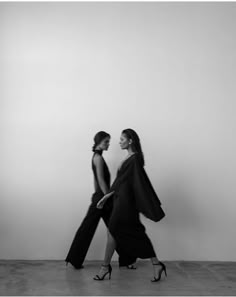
[108,153,165,266]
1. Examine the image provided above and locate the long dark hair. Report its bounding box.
[92,131,110,152]
[122,128,145,166]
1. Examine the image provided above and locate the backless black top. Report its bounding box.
[92,150,110,194]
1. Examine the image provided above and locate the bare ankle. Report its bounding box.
[151,257,160,265]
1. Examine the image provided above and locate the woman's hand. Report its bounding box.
[97,195,108,209]
[96,191,114,209]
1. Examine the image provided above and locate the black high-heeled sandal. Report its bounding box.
[93,264,112,281]
[151,261,167,282]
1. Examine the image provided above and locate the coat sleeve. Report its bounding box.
[132,157,165,222]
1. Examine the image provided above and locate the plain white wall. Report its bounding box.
[1,2,236,261]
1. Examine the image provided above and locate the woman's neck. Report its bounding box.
[94,148,103,155]
[127,148,135,156]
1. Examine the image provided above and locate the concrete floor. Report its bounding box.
[0,260,235,296]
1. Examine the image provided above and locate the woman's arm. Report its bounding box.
[96,191,114,209]
[96,156,134,209]
[93,154,109,195]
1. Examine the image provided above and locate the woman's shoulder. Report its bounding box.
[92,152,104,165]
[123,153,139,168]
[131,153,144,168]
[131,152,141,161]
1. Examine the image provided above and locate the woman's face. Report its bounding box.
[119,133,131,150]
[98,136,110,151]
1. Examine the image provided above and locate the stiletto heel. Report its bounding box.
[151,261,167,282]
[93,264,112,281]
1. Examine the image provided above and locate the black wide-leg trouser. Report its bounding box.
[65,192,112,268]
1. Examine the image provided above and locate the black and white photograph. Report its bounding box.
[0,1,236,295]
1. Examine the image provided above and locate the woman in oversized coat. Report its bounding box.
[93,128,166,282]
